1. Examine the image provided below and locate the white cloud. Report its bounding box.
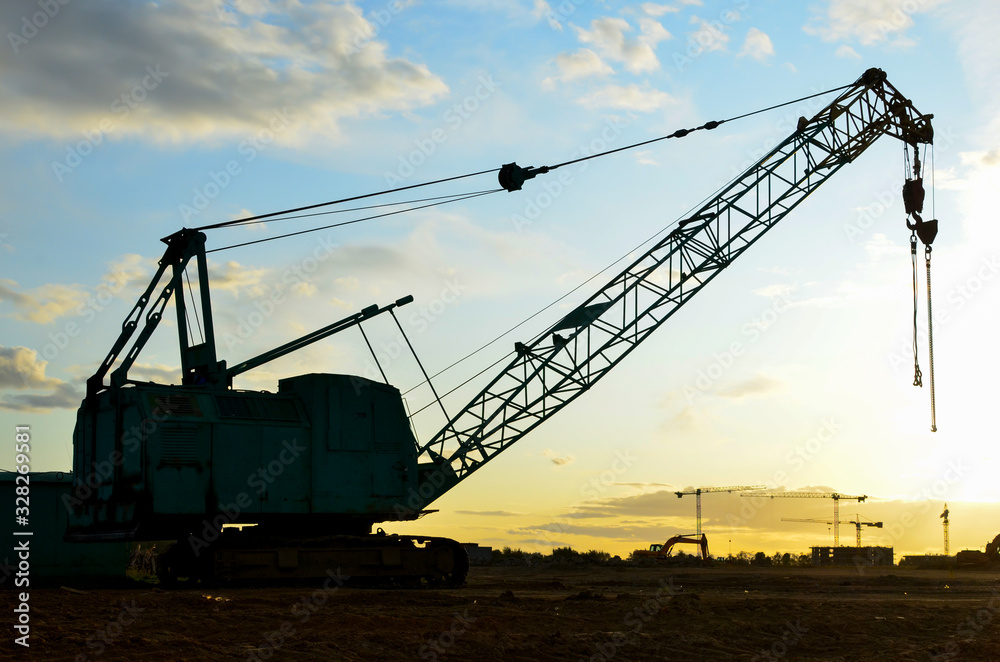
[753,283,796,298]
[0,0,448,144]
[0,280,89,324]
[209,260,273,298]
[578,83,674,112]
[804,0,951,46]
[864,233,907,260]
[543,449,575,466]
[0,346,79,412]
[546,49,615,87]
[835,44,863,59]
[640,3,681,17]
[716,374,784,399]
[574,17,672,74]
[532,0,562,30]
[129,363,181,384]
[687,16,731,53]
[635,150,659,166]
[738,27,774,61]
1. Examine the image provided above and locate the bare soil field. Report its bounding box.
[4,565,1000,661]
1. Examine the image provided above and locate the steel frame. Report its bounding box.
[417,69,932,499]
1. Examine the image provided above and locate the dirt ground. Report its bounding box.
[4,564,1000,661]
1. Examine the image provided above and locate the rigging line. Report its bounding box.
[399,83,834,397]
[408,350,515,418]
[539,83,854,173]
[401,158,744,395]
[193,168,500,231]
[217,190,500,229]
[205,189,503,254]
[184,267,204,343]
[403,217,685,397]
[931,144,937,218]
[196,84,850,234]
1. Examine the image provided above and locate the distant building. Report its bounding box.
[461,543,493,565]
[899,554,954,569]
[811,546,894,567]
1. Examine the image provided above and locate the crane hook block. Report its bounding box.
[499,162,549,192]
[902,177,925,217]
[910,218,938,246]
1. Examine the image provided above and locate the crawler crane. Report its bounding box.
[67,68,937,584]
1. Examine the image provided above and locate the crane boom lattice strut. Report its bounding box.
[412,68,933,505]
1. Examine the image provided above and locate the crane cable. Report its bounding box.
[194,80,856,408]
[196,81,855,246]
[909,228,922,388]
[205,189,501,253]
[403,167,752,412]
[903,141,938,433]
[194,169,500,231]
[926,144,937,432]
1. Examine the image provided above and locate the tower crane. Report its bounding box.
[675,485,765,537]
[68,68,936,584]
[744,492,868,546]
[941,503,949,555]
[782,516,883,547]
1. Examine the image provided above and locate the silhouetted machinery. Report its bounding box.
[956,533,1000,566]
[633,534,709,561]
[66,69,937,584]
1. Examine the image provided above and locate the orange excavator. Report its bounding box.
[633,534,709,560]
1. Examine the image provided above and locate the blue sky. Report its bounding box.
[2,0,998,557]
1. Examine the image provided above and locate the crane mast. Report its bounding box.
[413,68,933,506]
[746,492,868,546]
[675,485,766,537]
[782,517,883,547]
